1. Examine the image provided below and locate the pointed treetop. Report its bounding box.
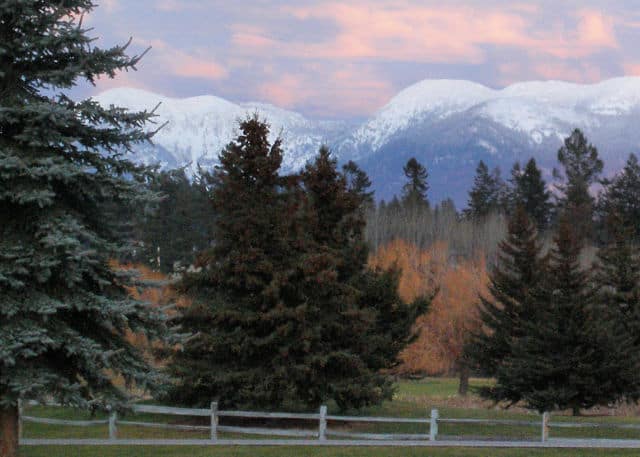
[401,157,429,208]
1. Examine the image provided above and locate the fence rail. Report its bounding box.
[19,401,640,448]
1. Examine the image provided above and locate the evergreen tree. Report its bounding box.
[343,160,374,207]
[401,157,429,208]
[0,2,171,455]
[554,129,603,241]
[302,148,429,408]
[508,158,552,231]
[594,211,640,350]
[492,219,637,414]
[169,139,429,410]
[467,207,544,381]
[598,154,640,243]
[167,117,304,409]
[465,161,505,218]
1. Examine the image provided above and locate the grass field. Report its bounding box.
[20,377,640,457]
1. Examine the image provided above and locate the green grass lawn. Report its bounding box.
[19,447,640,457]
[20,378,640,457]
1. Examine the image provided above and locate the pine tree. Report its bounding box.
[169,139,429,410]
[167,117,305,409]
[492,219,637,414]
[0,2,171,455]
[508,158,552,231]
[465,161,505,218]
[554,129,603,241]
[598,154,640,243]
[467,207,544,382]
[594,211,640,352]
[401,157,429,209]
[301,148,429,409]
[343,160,374,207]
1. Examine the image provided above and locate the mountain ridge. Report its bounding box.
[94,77,640,205]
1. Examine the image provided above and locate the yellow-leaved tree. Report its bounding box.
[369,240,488,394]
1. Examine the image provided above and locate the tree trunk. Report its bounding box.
[458,362,469,396]
[572,406,581,416]
[0,404,19,457]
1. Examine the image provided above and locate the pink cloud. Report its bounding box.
[258,64,394,117]
[532,61,602,83]
[94,69,151,92]
[576,9,618,48]
[231,24,278,50]
[172,55,227,80]
[624,63,640,76]
[146,39,228,80]
[233,2,619,65]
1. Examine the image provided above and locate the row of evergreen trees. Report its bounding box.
[470,206,640,414]
[372,129,640,254]
[464,130,640,414]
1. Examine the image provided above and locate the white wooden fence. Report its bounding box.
[18,401,640,448]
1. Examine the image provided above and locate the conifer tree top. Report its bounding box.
[401,157,429,208]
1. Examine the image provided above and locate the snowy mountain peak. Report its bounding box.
[93,88,335,172]
[349,80,496,152]
[350,77,640,150]
[387,79,496,113]
[92,78,640,205]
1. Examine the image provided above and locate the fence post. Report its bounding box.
[541,412,549,442]
[108,410,117,441]
[18,399,23,442]
[319,405,327,441]
[210,401,218,441]
[429,408,439,441]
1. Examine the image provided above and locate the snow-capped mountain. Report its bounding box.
[94,88,348,173]
[94,78,640,206]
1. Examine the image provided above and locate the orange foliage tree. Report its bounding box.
[369,239,488,391]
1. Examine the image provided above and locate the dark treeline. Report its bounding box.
[366,129,640,265]
[133,128,640,283]
[131,166,215,273]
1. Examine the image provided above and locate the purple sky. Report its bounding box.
[81,0,640,119]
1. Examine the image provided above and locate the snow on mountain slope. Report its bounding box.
[349,80,496,153]
[93,88,338,172]
[93,78,640,198]
[348,77,640,154]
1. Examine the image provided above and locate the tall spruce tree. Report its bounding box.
[302,148,429,408]
[508,158,552,231]
[0,2,171,455]
[467,207,544,383]
[343,160,374,207]
[167,117,304,409]
[401,157,429,209]
[594,211,640,351]
[554,129,603,241]
[168,137,429,410]
[493,219,636,414]
[598,154,640,243]
[465,160,505,218]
